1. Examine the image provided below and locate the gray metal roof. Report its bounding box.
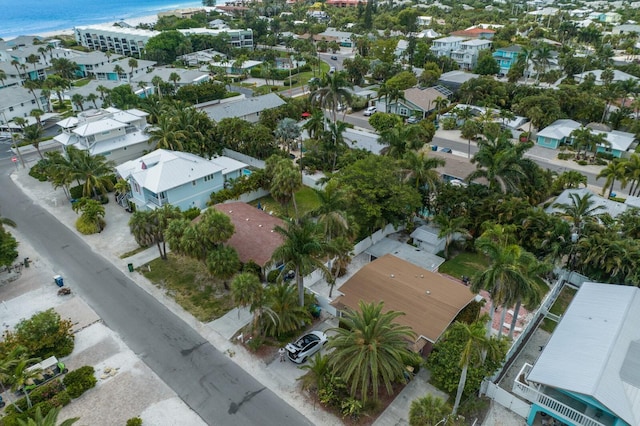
[365,237,445,272]
[527,282,640,426]
[546,188,628,218]
[343,128,384,155]
[201,93,285,122]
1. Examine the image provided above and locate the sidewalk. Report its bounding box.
[8,167,342,425]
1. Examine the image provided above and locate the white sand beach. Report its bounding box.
[16,14,160,40]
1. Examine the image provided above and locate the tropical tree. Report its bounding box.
[51,57,77,81]
[10,357,43,409]
[17,406,79,426]
[379,124,426,159]
[553,191,605,232]
[266,156,302,217]
[597,160,627,198]
[327,301,417,403]
[86,93,98,109]
[65,147,115,199]
[298,353,331,392]
[71,94,84,111]
[310,71,353,124]
[433,96,449,121]
[409,394,451,426]
[230,272,271,335]
[21,124,44,159]
[72,197,106,233]
[303,109,325,139]
[448,318,502,415]
[113,65,125,81]
[274,118,301,153]
[169,72,181,90]
[400,150,445,190]
[624,154,640,196]
[262,283,311,337]
[0,69,6,87]
[207,245,241,289]
[128,58,138,78]
[460,120,481,159]
[270,219,330,307]
[433,214,471,259]
[146,114,186,151]
[23,80,42,110]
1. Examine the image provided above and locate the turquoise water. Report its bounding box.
[1,0,208,39]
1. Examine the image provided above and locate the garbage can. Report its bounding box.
[431,145,438,151]
[23,257,30,268]
[127,263,134,272]
[54,275,64,287]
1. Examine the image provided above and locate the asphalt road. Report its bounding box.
[0,154,312,426]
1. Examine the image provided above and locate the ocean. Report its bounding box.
[0,0,210,40]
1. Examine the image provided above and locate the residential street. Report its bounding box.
[0,154,312,426]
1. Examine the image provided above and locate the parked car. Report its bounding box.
[364,106,377,116]
[329,66,336,73]
[407,116,421,124]
[285,331,328,363]
[440,147,453,153]
[308,77,320,85]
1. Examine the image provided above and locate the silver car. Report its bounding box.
[285,331,328,363]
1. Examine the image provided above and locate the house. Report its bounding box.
[331,254,475,354]
[315,28,354,47]
[53,107,150,164]
[573,69,639,85]
[601,11,621,23]
[115,149,247,211]
[449,104,528,129]
[493,45,523,75]
[177,28,254,49]
[324,0,363,7]
[450,27,496,40]
[430,36,468,58]
[437,70,479,91]
[612,24,640,36]
[158,7,207,19]
[92,58,156,83]
[0,62,23,88]
[546,188,629,218]
[198,93,286,123]
[513,282,640,426]
[376,86,449,119]
[415,29,441,39]
[450,39,493,70]
[73,51,119,78]
[0,86,50,126]
[202,59,262,75]
[365,237,446,272]
[410,224,448,255]
[537,119,636,157]
[416,16,432,27]
[130,67,210,94]
[536,119,582,149]
[212,202,285,272]
[179,49,227,67]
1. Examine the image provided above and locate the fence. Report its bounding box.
[222,148,266,169]
[484,381,531,419]
[352,224,404,256]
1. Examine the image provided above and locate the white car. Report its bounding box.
[285,331,328,363]
[329,66,336,73]
[364,106,377,116]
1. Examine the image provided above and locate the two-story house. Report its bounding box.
[115,149,248,211]
[430,36,468,58]
[450,39,492,70]
[493,45,523,76]
[93,58,156,83]
[0,86,50,136]
[73,51,120,78]
[53,107,150,164]
[513,282,640,426]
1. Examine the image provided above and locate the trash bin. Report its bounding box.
[54,275,64,287]
[127,263,134,272]
[23,258,30,268]
[431,145,438,151]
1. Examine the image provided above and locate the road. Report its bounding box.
[0,153,311,426]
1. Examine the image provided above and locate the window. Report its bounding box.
[204,173,215,182]
[133,182,140,192]
[9,107,14,112]
[31,100,36,104]
[192,180,197,186]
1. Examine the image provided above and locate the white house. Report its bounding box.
[0,86,50,136]
[53,107,151,164]
[198,93,286,123]
[430,36,469,58]
[450,39,492,70]
[115,149,247,211]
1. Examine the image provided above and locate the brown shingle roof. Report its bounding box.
[213,202,285,267]
[403,87,446,113]
[332,254,475,343]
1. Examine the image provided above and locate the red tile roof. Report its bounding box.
[213,202,285,267]
[451,28,496,38]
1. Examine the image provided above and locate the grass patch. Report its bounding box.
[251,186,320,220]
[140,254,235,322]
[73,78,91,87]
[541,285,577,333]
[119,246,148,259]
[438,252,489,280]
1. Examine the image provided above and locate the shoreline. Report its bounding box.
[3,2,216,41]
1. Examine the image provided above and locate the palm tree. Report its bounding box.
[270,219,330,307]
[86,93,98,109]
[433,214,471,259]
[127,58,138,79]
[377,83,405,114]
[448,318,501,415]
[96,85,110,102]
[432,96,449,121]
[51,58,77,81]
[10,357,43,409]
[409,394,451,426]
[467,136,531,193]
[146,115,186,151]
[230,272,272,334]
[327,301,416,403]
[274,118,301,153]
[262,283,311,337]
[310,181,355,241]
[17,406,79,426]
[65,147,116,198]
[21,124,44,159]
[71,94,85,111]
[379,125,426,159]
[151,76,164,98]
[310,72,353,124]
[531,43,552,82]
[303,109,325,140]
[169,72,181,91]
[298,353,331,392]
[400,150,445,190]
[624,154,640,196]
[113,65,125,81]
[207,246,241,289]
[23,80,42,110]
[553,191,605,232]
[11,59,23,79]
[37,46,48,64]
[597,160,627,198]
[0,69,6,87]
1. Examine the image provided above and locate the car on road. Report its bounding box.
[330,55,338,60]
[363,106,377,116]
[440,147,453,153]
[286,330,328,363]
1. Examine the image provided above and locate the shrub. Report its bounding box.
[557,153,573,160]
[127,417,143,426]
[29,379,64,405]
[50,390,72,407]
[69,185,83,200]
[242,261,262,278]
[267,269,280,283]
[441,117,457,130]
[76,216,105,235]
[576,160,588,166]
[29,161,49,182]
[245,335,264,352]
[63,366,97,398]
[183,207,201,221]
[0,309,74,360]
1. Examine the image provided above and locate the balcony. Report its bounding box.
[513,364,608,426]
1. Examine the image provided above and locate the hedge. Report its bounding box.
[249,65,309,80]
[63,366,97,399]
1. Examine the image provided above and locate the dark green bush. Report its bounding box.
[267,269,280,283]
[50,390,71,407]
[126,417,143,426]
[0,309,74,360]
[0,412,29,426]
[242,261,262,278]
[69,185,83,200]
[63,366,96,398]
[183,207,201,221]
[28,379,64,405]
[28,161,49,182]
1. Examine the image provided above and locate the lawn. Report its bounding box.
[73,78,91,87]
[251,186,320,220]
[140,254,235,322]
[541,285,577,333]
[438,252,489,280]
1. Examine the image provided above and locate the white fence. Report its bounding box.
[352,223,404,256]
[232,189,270,203]
[222,148,266,169]
[484,381,531,419]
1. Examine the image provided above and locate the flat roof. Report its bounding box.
[332,254,475,343]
